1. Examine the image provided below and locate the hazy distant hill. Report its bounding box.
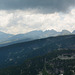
[6,29,72,41]
[0,31,13,42]
[0,35,75,68]
[72,30,75,34]
[60,30,71,35]
[0,30,73,47]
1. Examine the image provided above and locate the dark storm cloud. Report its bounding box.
[0,0,75,13]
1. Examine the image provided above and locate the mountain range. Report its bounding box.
[0,31,75,75]
[0,30,74,47]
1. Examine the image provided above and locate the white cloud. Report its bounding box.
[0,9,75,34]
[0,11,13,27]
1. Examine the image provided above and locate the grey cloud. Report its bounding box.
[0,0,75,13]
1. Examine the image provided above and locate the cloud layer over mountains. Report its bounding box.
[0,9,75,34]
[0,0,75,34]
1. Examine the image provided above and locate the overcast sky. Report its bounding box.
[0,0,75,34]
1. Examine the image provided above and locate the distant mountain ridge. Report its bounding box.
[0,30,75,47]
[60,30,71,35]
[0,31,14,42]
[72,30,75,34]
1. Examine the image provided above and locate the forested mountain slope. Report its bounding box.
[0,49,75,75]
[0,35,75,68]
